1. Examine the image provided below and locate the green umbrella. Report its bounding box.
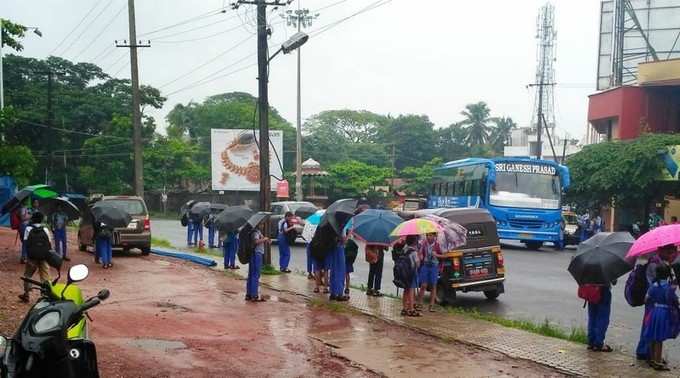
[24,184,59,199]
[1,184,59,215]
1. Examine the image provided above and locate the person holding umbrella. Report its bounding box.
[417,232,445,312]
[277,212,296,273]
[94,221,114,269]
[246,213,272,302]
[205,213,218,249]
[223,231,239,270]
[50,205,70,261]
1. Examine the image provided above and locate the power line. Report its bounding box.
[137,8,227,37]
[149,13,241,41]
[152,23,248,44]
[159,34,253,88]
[102,50,127,73]
[73,3,127,62]
[60,0,115,56]
[50,0,103,56]
[18,119,133,141]
[164,60,256,97]
[308,0,392,38]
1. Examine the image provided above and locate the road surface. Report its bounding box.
[152,218,676,362]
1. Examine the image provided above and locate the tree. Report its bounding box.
[460,102,492,145]
[489,116,516,154]
[400,158,443,195]
[376,114,436,170]
[435,123,470,162]
[1,19,29,51]
[144,136,210,192]
[566,133,680,211]
[166,92,296,170]
[305,110,386,144]
[321,160,392,201]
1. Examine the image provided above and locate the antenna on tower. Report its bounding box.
[529,2,557,160]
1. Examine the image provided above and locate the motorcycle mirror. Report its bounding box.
[67,264,89,284]
[0,335,7,359]
[97,289,110,301]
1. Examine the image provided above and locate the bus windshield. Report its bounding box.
[490,171,561,209]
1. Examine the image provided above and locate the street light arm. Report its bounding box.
[267,46,283,63]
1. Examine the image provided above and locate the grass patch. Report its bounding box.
[308,298,351,313]
[151,237,173,248]
[348,283,400,299]
[261,264,283,275]
[446,307,587,344]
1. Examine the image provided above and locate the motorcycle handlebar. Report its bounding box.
[78,298,101,314]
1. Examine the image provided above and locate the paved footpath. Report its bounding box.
[151,247,676,378]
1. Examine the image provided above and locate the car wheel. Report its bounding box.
[141,246,151,256]
[484,289,500,300]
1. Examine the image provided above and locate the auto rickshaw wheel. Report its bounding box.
[484,289,500,300]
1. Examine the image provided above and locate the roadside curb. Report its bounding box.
[152,247,675,378]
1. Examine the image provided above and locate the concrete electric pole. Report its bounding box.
[282,3,319,201]
[117,0,150,197]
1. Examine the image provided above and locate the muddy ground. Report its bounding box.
[0,228,562,377]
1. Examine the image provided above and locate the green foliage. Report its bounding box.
[261,264,283,275]
[1,19,29,51]
[322,160,393,200]
[490,116,517,154]
[144,136,210,192]
[400,158,443,195]
[460,102,493,145]
[166,92,296,169]
[566,133,680,209]
[376,114,436,170]
[151,237,173,248]
[0,145,36,187]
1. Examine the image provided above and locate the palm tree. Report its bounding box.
[489,116,517,153]
[460,102,492,146]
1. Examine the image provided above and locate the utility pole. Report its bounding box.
[46,71,54,184]
[117,0,150,198]
[1,19,4,111]
[283,3,319,201]
[235,0,291,266]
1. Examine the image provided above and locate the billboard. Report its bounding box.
[597,0,680,90]
[211,129,284,191]
[660,145,680,181]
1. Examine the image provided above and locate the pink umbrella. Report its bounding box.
[626,224,680,259]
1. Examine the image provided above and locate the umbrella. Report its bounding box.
[215,206,254,233]
[1,184,59,214]
[37,197,81,221]
[294,205,318,219]
[247,212,271,228]
[390,218,441,238]
[626,224,680,259]
[180,200,197,215]
[210,203,228,214]
[189,202,211,221]
[320,199,358,235]
[422,214,467,251]
[91,201,132,228]
[569,232,635,285]
[350,209,403,246]
[302,210,325,241]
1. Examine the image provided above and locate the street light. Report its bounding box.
[0,21,42,110]
[268,32,309,62]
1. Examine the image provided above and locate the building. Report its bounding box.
[503,127,581,163]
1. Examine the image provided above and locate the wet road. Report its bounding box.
[152,218,679,362]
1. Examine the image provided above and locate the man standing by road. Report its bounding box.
[51,205,70,261]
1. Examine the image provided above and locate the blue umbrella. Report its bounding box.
[350,209,403,246]
[302,210,325,241]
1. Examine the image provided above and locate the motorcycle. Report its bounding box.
[0,264,110,378]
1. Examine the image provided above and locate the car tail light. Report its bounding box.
[496,253,504,267]
[144,216,151,231]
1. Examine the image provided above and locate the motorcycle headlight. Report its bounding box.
[33,311,61,334]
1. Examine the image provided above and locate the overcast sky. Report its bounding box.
[4,0,601,141]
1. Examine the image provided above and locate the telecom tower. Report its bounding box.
[530,2,557,159]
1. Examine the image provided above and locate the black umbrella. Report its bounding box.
[215,206,254,233]
[247,212,271,228]
[210,203,228,214]
[320,198,358,235]
[568,232,635,285]
[294,205,318,219]
[189,202,211,221]
[38,197,81,221]
[91,201,132,228]
[180,200,197,215]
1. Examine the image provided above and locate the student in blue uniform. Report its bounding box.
[95,221,113,269]
[246,222,270,302]
[187,217,195,246]
[193,217,204,246]
[277,212,295,273]
[329,238,348,301]
[642,264,678,371]
[223,231,239,270]
[51,205,70,261]
[586,283,613,352]
[205,214,217,248]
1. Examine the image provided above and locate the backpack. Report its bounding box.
[180,213,188,227]
[625,263,649,307]
[10,210,21,230]
[577,284,602,305]
[237,226,254,265]
[310,224,336,262]
[393,248,415,289]
[26,226,51,261]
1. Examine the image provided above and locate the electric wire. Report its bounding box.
[137,8,227,37]
[308,0,391,38]
[17,119,133,141]
[60,0,115,57]
[149,13,241,41]
[50,0,103,56]
[73,3,127,62]
[152,23,248,44]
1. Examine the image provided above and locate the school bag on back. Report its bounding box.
[26,226,51,260]
[237,226,254,265]
[393,247,415,289]
[625,263,649,307]
[577,284,602,305]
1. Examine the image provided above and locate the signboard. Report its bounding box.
[495,162,556,176]
[660,145,680,181]
[211,129,283,191]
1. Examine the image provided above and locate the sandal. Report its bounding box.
[428,306,436,313]
[593,345,613,352]
[400,309,408,316]
[650,361,670,371]
[313,287,320,293]
[323,288,329,294]
[344,288,350,295]
[373,291,384,297]
[366,289,374,296]
[252,296,266,302]
[407,310,422,317]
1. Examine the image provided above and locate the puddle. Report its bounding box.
[155,301,192,312]
[128,338,186,351]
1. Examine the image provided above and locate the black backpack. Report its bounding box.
[393,247,415,289]
[310,224,337,261]
[625,263,649,307]
[26,226,51,261]
[237,226,254,265]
